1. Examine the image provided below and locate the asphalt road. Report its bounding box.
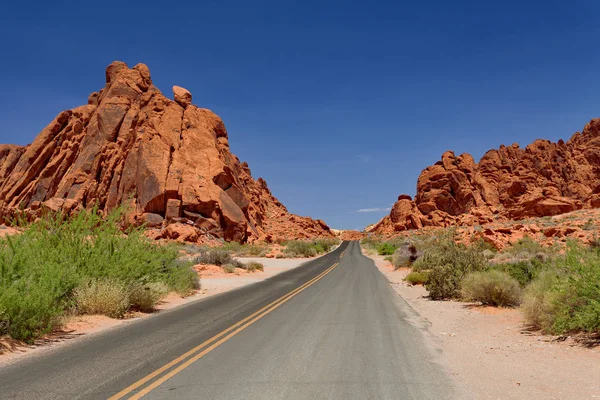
[0,241,454,399]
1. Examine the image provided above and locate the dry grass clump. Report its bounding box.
[73,279,130,318]
[222,263,237,274]
[521,271,561,330]
[194,249,234,266]
[244,262,264,272]
[128,282,169,312]
[75,279,171,316]
[460,270,522,307]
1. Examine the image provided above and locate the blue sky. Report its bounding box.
[1,1,600,230]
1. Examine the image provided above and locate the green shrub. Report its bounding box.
[164,260,200,295]
[521,243,600,334]
[507,236,545,256]
[414,232,487,299]
[405,271,429,285]
[194,249,233,266]
[550,243,600,333]
[181,244,210,255]
[244,262,264,272]
[222,241,243,254]
[0,283,63,343]
[73,279,130,318]
[493,258,546,286]
[313,238,339,253]
[284,241,317,257]
[376,243,396,255]
[222,263,237,274]
[224,242,267,257]
[460,270,521,307]
[128,282,169,312]
[0,208,198,342]
[0,308,8,336]
[521,271,561,331]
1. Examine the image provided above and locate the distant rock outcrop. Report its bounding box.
[369,118,600,234]
[0,61,332,243]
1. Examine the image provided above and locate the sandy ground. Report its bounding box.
[365,250,600,400]
[0,256,312,366]
[0,225,19,237]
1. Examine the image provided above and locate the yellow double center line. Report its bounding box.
[109,261,340,400]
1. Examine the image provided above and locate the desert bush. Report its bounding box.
[493,258,546,286]
[376,242,396,255]
[314,238,340,253]
[0,208,198,342]
[128,282,169,312]
[284,241,317,257]
[521,271,561,331]
[460,270,522,307]
[0,283,63,343]
[360,236,381,248]
[405,271,429,286]
[507,236,545,256]
[244,262,265,272]
[73,278,130,318]
[222,241,243,254]
[481,249,495,260]
[224,242,267,257]
[222,263,237,274]
[194,249,233,266]
[0,308,8,336]
[550,244,600,333]
[165,260,201,295]
[181,243,210,255]
[521,242,600,334]
[414,231,487,299]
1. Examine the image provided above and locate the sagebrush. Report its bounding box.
[0,208,198,342]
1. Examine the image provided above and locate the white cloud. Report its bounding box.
[355,207,391,213]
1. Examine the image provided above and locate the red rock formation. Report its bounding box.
[0,61,332,243]
[331,229,365,241]
[369,118,600,234]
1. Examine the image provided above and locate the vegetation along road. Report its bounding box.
[0,241,454,399]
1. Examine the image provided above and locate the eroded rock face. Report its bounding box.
[0,61,332,243]
[370,119,600,234]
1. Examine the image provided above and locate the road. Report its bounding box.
[0,241,454,399]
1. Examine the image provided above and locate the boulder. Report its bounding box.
[141,212,164,227]
[173,85,192,108]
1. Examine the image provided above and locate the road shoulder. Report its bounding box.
[363,249,600,400]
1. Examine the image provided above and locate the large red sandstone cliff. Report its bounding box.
[369,118,600,234]
[0,61,331,242]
